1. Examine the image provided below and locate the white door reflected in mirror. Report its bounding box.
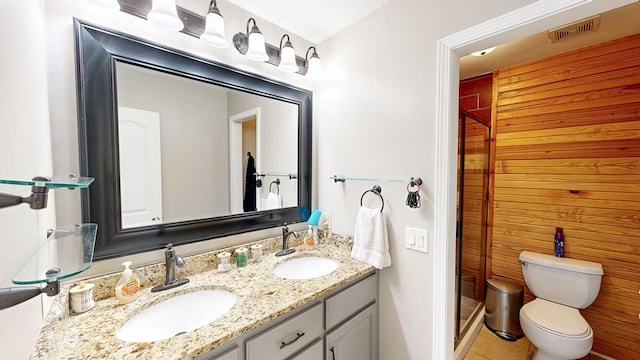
[118,107,163,229]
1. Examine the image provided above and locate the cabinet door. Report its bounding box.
[290,339,323,360]
[325,304,377,360]
[325,273,377,330]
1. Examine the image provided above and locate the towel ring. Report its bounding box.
[360,185,384,212]
[269,179,280,194]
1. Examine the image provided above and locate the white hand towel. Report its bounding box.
[265,191,282,209]
[351,206,391,269]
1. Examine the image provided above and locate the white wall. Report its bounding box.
[317,1,636,359]
[0,1,56,358]
[315,0,535,358]
[2,0,631,359]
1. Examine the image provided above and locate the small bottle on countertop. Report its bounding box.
[554,227,564,258]
[115,261,141,305]
[235,248,248,268]
[303,225,316,247]
[321,213,332,241]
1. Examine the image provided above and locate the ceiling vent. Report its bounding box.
[548,15,601,43]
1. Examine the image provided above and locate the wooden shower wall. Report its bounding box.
[489,33,640,358]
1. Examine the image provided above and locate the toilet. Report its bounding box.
[519,251,604,360]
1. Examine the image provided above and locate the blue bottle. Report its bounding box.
[554,227,564,257]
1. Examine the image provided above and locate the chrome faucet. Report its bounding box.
[151,244,190,292]
[276,224,299,256]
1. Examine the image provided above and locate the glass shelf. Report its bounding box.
[0,175,94,189]
[12,223,98,285]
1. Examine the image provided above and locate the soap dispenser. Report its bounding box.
[303,225,316,247]
[115,261,141,305]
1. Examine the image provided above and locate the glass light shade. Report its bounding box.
[148,0,184,32]
[246,27,269,61]
[306,54,322,80]
[200,12,228,48]
[86,0,120,12]
[278,43,299,73]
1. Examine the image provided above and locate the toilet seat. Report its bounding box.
[521,299,591,339]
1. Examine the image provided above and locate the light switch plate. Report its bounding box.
[405,227,429,253]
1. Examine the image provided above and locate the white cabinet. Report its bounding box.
[325,273,377,330]
[196,272,378,360]
[325,304,377,360]
[325,273,378,360]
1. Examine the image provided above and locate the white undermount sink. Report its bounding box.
[273,256,339,280]
[116,289,237,342]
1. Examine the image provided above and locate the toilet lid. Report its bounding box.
[522,299,591,338]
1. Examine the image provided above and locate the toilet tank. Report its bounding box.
[520,251,604,309]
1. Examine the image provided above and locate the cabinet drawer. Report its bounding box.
[326,273,377,330]
[246,303,323,360]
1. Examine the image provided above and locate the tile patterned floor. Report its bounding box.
[464,325,605,360]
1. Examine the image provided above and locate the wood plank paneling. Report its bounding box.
[489,33,640,358]
[460,74,493,126]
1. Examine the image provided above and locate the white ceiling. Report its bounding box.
[226,0,392,43]
[460,2,640,79]
[222,1,638,80]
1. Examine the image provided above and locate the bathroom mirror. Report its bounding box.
[75,20,312,259]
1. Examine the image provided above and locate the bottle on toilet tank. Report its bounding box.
[554,227,564,257]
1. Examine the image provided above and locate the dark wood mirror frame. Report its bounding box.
[74,19,312,260]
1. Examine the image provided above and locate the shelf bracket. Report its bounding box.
[0,176,50,210]
[0,268,60,311]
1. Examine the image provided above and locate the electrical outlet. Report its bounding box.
[406,227,429,253]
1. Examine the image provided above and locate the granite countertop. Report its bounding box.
[30,235,374,360]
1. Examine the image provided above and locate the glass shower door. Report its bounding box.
[455,109,490,344]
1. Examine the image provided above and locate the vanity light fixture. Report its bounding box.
[245,18,269,61]
[147,0,184,32]
[116,0,322,78]
[305,46,322,80]
[86,0,120,12]
[199,0,228,48]
[232,26,322,78]
[278,34,299,73]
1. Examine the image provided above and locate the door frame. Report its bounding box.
[229,107,262,213]
[432,0,637,358]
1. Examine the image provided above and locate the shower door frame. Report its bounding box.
[454,109,491,346]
